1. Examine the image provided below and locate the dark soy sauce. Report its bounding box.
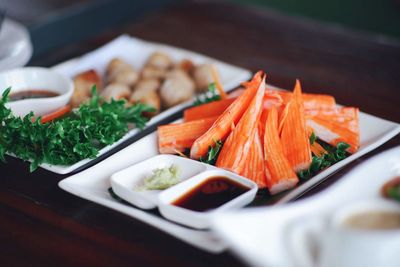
[9,90,59,101]
[172,176,250,212]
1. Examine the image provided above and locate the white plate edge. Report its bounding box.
[58,180,227,253]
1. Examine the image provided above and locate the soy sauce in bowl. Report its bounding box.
[172,176,250,212]
[9,89,60,101]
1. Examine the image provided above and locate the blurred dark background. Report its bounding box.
[1,0,400,60]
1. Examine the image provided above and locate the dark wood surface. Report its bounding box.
[2,2,400,266]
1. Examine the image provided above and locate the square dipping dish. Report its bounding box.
[158,169,258,229]
[110,155,207,209]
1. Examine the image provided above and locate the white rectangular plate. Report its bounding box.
[37,35,252,174]
[59,96,400,253]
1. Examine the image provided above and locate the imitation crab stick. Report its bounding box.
[264,107,298,194]
[158,116,218,154]
[226,85,336,111]
[190,71,263,159]
[240,128,267,188]
[216,75,266,187]
[258,109,269,147]
[280,80,312,172]
[263,90,284,110]
[306,107,359,133]
[277,91,336,110]
[306,117,359,153]
[183,98,236,122]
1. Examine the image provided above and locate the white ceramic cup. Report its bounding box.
[0,67,73,116]
[286,199,400,267]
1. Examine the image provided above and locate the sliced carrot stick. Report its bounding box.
[280,80,312,172]
[306,116,359,153]
[216,75,266,187]
[211,65,227,99]
[190,71,263,159]
[310,142,327,157]
[264,107,298,194]
[158,116,218,154]
[183,98,236,122]
[40,105,71,123]
[307,126,328,157]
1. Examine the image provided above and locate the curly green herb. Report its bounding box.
[298,141,350,180]
[0,86,155,171]
[309,132,317,145]
[199,139,223,165]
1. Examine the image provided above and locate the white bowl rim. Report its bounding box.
[0,67,74,116]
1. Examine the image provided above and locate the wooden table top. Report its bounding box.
[1,2,400,266]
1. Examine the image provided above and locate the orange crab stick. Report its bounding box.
[158,116,218,154]
[264,107,298,194]
[263,90,284,110]
[190,71,263,159]
[240,128,267,188]
[183,98,236,122]
[216,75,266,187]
[306,116,359,153]
[306,107,359,133]
[277,91,336,110]
[280,80,312,172]
[231,87,336,110]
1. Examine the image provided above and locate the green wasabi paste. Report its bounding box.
[143,165,180,190]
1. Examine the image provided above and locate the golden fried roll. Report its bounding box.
[141,66,167,80]
[106,58,139,87]
[101,83,131,102]
[109,69,139,87]
[160,69,195,108]
[134,78,160,92]
[192,64,213,92]
[146,51,172,70]
[71,69,102,108]
[106,58,132,76]
[130,88,161,116]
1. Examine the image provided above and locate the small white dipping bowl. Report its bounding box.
[158,169,258,229]
[110,155,207,210]
[0,67,73,117]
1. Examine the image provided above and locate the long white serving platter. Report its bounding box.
[59,99,400,252]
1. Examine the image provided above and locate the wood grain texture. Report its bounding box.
[2,2,400,266]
